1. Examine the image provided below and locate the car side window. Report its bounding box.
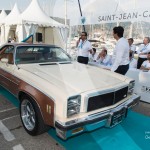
[0,45,14,54]
[0,45,15,64]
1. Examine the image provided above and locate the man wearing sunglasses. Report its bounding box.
[77,32,92,64]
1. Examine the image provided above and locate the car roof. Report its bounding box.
[2,43,59,47]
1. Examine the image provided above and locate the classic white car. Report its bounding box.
[0,43,140,140]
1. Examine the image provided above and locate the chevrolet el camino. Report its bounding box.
[0,43,140,140]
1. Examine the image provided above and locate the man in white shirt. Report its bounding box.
[111,26,129,75]
[140,52,150,71]
[89,48,98,62]
[77,32,92,64]
[96,47,112,66]
[129,51,137,68]
[137,37,150,69]
[128,38,136,56]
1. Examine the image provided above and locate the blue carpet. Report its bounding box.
[48,111,150,150]
[0,86,150,150]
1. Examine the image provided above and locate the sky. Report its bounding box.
[0,0,87,18]
[0,0,149,21]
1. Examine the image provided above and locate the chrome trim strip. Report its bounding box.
[86,84,128,99]
[0,84,17,97]
[56,94,140,128]
[0,67,20,86]
[0,74,19,86]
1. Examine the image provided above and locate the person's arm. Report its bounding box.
[131,45,136,52]
[76,38,81,48]
[140,65,149,70]
[140,45,150,54]
[76,40,79,48]
[88,49,92,53]
[87,41,93,53]
[96,53,100,60]
[102,55,110,65]
[140,61,149,70]
[147,67,150,70]
[139,51,148,55]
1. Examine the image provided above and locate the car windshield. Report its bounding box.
[15,46,71,64]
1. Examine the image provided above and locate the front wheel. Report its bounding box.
[20,95,49,135]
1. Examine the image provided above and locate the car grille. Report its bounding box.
[87,87,128,112]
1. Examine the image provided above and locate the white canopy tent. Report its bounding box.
[19,0,66,47]
[2,0,67,48]
[21,0,64,27]
[4,3,21,25]
[3,3,21,43]
[0,10,7,22]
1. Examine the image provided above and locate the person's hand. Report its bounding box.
[101,56,104,60]
[99,53,103,58]
[89,49,92,54]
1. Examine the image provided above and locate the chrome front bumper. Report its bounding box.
[55,94,140,140]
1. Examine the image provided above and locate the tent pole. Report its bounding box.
[65,0,67,26]
[77,0,85,32]
[64,0,68,52]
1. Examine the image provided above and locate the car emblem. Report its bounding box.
[123,95,127,98]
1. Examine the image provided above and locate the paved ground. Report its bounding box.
[0,93,150,150]
[0,95,64,150]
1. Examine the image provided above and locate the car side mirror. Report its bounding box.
[1,58,8,63]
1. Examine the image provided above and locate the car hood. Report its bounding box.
[18,62,128,95]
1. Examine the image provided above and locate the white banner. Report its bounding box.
[97,10,150,24]
[71,8,150,25]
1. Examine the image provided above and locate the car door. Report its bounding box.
[0,45,20,96]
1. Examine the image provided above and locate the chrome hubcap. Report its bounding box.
[21,99,36,131]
